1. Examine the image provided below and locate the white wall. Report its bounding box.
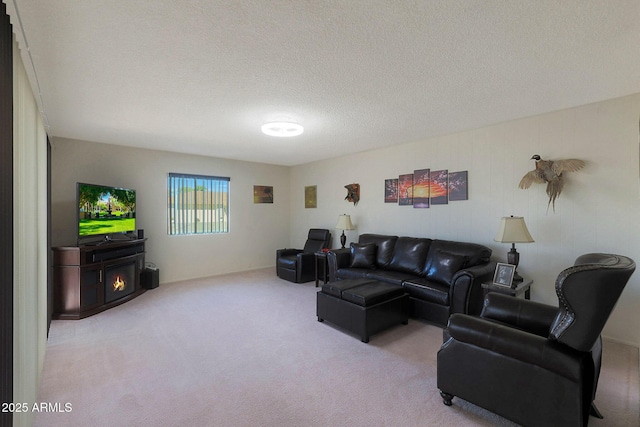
[50,94,640,346]
[291,93,640,347]
[51,139,291,283]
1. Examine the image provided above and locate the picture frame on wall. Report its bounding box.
[398,174,413,206]
[253,185,274,203]
[413,168,430,208]
[430,169,448,205]
[305,185,317,208]
[384,178,398,203]
[493,263,515,288]
[448,170,468,201]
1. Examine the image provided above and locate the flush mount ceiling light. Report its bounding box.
[261,121,304,137]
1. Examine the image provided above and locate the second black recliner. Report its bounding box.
[276,229,331,283]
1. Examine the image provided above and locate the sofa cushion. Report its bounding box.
[358,234,398,268]
[424,249,468,285]
[387,237,431,275]
[336,267,371,281]
[366,269,419,286]
[350,242,377,269]
[402,279,450,305]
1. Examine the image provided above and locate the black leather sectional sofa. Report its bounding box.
[327,234,495,326]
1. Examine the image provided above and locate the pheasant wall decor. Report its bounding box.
[519,154,585,212]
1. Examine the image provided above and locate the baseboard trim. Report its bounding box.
[601,335,640,350]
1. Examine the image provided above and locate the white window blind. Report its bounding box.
[168,173,230,235]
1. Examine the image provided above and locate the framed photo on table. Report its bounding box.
[493,263,515,288]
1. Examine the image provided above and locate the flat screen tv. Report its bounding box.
[77,182,136,243]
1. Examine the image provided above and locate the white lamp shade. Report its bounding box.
[494,216,534,243]
[335,214,354,230]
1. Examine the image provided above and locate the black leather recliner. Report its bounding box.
[437,253,635,427]
[276,229,331,283]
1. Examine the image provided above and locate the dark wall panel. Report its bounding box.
[0,2,12,427]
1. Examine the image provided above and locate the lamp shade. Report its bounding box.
[494,216,534,243]
[335,214,354,230]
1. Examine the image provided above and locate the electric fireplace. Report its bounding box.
[104,260,136,304]
[53,239,147,319]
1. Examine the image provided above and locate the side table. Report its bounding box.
[482,279,533,300]
[315,251,329,287]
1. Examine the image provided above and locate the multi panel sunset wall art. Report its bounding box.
[385,170,468,207]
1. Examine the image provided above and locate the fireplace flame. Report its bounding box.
[113,276,126,292]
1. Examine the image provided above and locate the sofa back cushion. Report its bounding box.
[422,240,491,285]
[358,234,398,268]
[424,250,468,285]
[427,239,492,268]
[350,242,377,269]
[388,237,432,275]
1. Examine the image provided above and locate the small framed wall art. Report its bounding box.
[253,185,273,203]
[305,185,317,208]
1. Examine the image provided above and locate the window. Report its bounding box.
[168,173,230,235]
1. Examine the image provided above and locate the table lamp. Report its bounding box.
[335,214,354,249]
[494,215,534,284]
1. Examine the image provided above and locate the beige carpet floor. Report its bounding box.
[34,268,639,426]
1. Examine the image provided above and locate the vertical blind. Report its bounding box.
[11,30,50,427]
[167,173,230,235]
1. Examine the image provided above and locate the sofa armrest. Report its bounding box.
[443,313,583,381]
[453,261,496,283]
[480,293,558,337]
[327,249,350,282]
[449,261,496,315]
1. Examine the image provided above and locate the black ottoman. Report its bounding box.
[317,279,409,343]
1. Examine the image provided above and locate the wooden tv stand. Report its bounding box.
[53,238,147,320]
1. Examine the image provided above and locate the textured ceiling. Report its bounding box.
[6,1,640,166]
